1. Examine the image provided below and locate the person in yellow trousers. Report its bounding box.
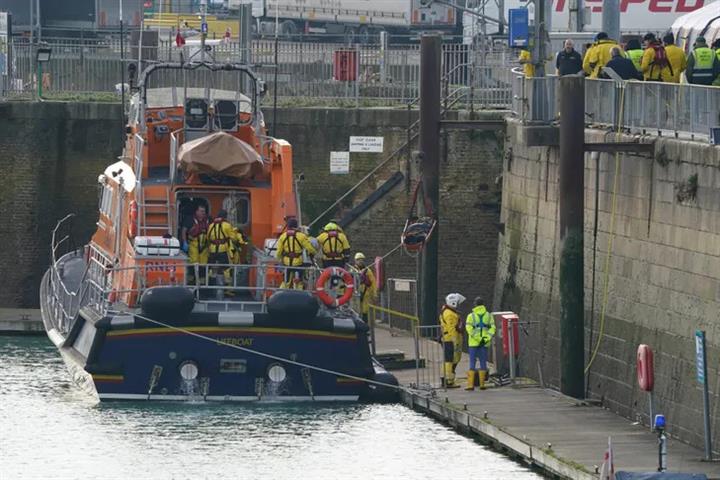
[465,297,496,391]
[439,293,466,389]
[275,217,316,289]
[207,209,246,296]
[351,252,376,323]
[181,204,209,285]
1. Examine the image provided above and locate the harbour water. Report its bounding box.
[1,336,543,480]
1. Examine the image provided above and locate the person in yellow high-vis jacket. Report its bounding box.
[465,297,496,391]
[351,252,377,323]
[439,293,466,389]
[275,217,316,289]
[207,209,246,296]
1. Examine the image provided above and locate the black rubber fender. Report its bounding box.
[361,371,401,403]
[267,290,320,321]
[140,286,195,321]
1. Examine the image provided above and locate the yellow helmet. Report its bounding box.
[323,222,339,231]
[354,252,366,261]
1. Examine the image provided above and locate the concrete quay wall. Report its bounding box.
[495,119,720,453]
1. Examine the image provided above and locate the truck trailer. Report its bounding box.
[463,0,716,42]
[234,0,461,41]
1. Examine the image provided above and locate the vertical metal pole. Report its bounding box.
[414,323,421,387]
[272,0,279,137]
[648,392,655,432]
[120,0,125,133]
[602,0,620,42]
[699,330,713,461]
[559,75,585,399]
[200,0,207,62]
[419,34,441,328]
[508,318,516,382]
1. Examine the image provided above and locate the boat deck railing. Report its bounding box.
[79,254,361,316]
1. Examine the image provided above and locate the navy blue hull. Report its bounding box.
[91,323,372,401]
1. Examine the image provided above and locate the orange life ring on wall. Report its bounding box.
[315,267,354,308]
[128,200,139,238]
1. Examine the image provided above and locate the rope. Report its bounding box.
[127,310,406,392]
[585,84,626,374]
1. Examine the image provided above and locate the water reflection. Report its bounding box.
[1,336,542,480]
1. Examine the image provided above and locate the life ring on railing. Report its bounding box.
[128,200,139,238]
[315,267,354,308]
[374,256,384,292]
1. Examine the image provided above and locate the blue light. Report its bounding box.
[654,414,666,429]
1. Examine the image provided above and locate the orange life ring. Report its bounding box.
[128,200,139,238]
[374,256,384,292]
[315,267,354,308]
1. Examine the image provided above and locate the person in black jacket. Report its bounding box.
[601,47,643,80]
[556,39,584,76]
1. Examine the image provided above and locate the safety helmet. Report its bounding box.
[323,222,339,231]
[445,293,466,309]
[354,252,366,261]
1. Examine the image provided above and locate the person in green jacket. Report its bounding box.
[465,297,496,391]
[624,37,644,73]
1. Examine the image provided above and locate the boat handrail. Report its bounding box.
[81,260,364,313]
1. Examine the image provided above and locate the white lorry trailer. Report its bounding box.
[230,0,460,41]
[463,0,716,41]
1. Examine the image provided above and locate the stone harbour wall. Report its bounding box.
[495,119,720,453]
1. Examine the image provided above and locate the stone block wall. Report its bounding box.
[495,119,720,453]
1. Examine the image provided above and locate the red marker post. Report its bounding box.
[637,344,655,431]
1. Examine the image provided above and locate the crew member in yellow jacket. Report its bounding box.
[439,293,466,388]
[583,32,620,78]
[207,209,246,296]
[275,217,317,289]
[351,252,377,323]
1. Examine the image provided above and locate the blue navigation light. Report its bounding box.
[654,414,666,429]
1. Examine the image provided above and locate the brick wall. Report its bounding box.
[496,119,720,453]
[269,108,504,321]
[0,102,124,308]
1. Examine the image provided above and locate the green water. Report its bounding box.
[1,336,543,480]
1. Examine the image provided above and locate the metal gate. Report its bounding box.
[384,278,417,335]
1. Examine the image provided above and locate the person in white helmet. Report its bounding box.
[439,293,466,388]
[351,252,376,323]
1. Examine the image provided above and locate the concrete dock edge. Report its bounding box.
[401,389,597,480]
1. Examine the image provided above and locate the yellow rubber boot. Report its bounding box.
[444,363,459,388]
[479,370,487,390]
[465,370,476,391]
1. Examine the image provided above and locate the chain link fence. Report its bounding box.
[1,37,517,108]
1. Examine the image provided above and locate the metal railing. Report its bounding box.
[511,71,720,140]
[2,38,517,108]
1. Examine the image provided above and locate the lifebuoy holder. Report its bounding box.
[315,267,354,308]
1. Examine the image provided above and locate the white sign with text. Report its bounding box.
[330,151,350,174]
[349,136,384,153]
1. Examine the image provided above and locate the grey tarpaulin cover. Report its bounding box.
[616,473,707,480]
[178,131,262,178]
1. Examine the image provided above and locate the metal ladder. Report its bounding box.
[140,186,172,237]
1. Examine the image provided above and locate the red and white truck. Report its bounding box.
[464,0,716,37]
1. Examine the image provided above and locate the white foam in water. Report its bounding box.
[180,378,204,403]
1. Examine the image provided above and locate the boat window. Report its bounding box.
[236,197,250,226]
[214,100,238,131]
[185,99,208,130]
[98,184,114,217]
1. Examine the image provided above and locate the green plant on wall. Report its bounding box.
[675,173,698,203]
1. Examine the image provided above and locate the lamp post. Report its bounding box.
[36,46,51,98]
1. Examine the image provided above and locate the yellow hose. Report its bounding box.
[585,84,625,374]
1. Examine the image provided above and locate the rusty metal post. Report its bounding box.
[559,75,585,399]
[418,34,441,327]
